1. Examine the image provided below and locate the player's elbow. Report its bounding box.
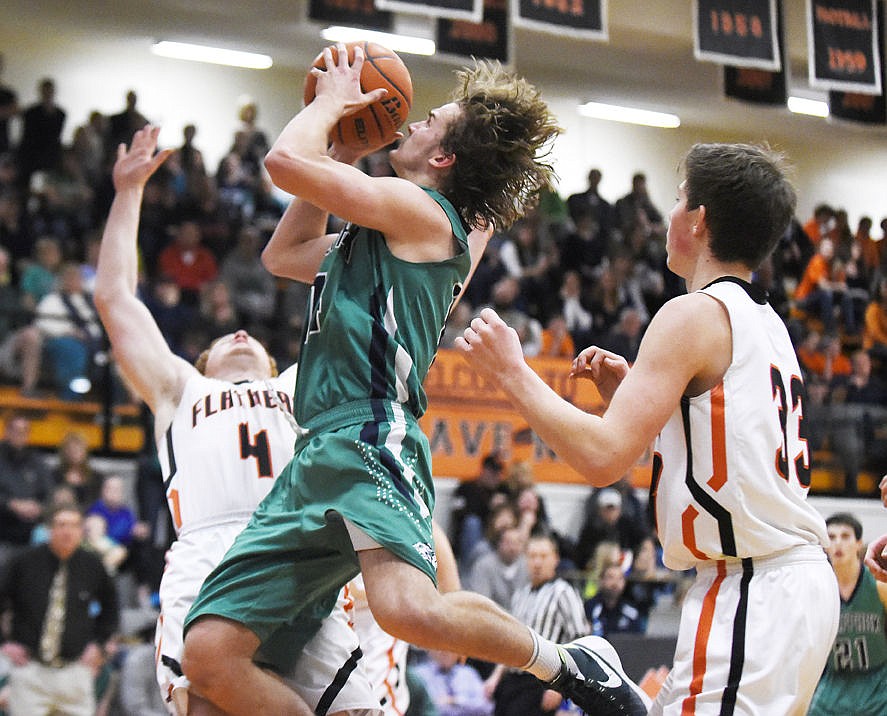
[260,243,286,277]
[264,147,306,188]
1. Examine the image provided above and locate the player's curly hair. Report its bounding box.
[439,60,562,231]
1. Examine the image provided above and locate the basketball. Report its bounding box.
[303,41,413,151]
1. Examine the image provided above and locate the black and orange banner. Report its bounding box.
[308,0,394,30]
[435,0,510,62]
[807,0,882,94]
[723,1,786,104]
[829,0,886,119]
[376,0,483,23]
[419,350,654,486]
[512,0,606,41]
[695,0,782,70]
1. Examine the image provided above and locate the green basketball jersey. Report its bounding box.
[294,188,470,426]
[808,566,887,715]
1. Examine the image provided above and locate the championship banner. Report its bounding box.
[435,0,510,62]
[694,0,782,70]
[308,0,393,30]
[723,1,786,104]
[807,0,882,94]
[511,0,607,41]
[418,350,654,486]
[830,1,886,121]
[376,0,483,24]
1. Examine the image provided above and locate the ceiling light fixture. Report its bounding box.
[577,101,681,128]
[151,41,273,69]
[321,26,436,56]
[787,96,829,118]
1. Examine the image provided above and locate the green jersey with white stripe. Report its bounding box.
[294,188,470,426]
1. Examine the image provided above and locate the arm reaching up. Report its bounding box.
[93,125,193,428]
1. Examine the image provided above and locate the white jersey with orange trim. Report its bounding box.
[154,365,380,716]
[345,575,410,716]
[157,367,298,537]
[652,278,829,572]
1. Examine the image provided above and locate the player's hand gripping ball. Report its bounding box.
[303,41,413,151]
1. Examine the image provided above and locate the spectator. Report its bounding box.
[794,237,856,335]
[566,168,614,242]
[864,277,887,370]
[827,350,887,496]
[802,204,836,248]
[808,513,887,715]
[143,273,197,359]
[157,218,218,305]
[106,90,149,156]
[412,649,493,716]
[623,535,675,629]
[51,431,103,507]
[486,533,589,716]
[86,475,147,552]
[465,526,529,611]
[555,269,594,347]
[83,513,128,576]
[560,210,608,285]
[70,111,107,192]
[196,279,240,341]
[16,77,66,191]
[601,306,644,363]
[0,415,54,576]
[497,219,559,322]
[614,172,664,239]
[584,563,644,637]
[0,54,18,156]
[0,188,32,268]
[797,331,852,383]
[220,225,276,324]
[0,504,118,716]
[574,487,647,571]
[538,313,575,358]
[458,502,519,578]
[19,235,62,311]
[170,123,210,212]
[449,453,510,562]
[483,276,542,357]
[33,263,103,401]
[30,147,94,246]
[0,246,42,396]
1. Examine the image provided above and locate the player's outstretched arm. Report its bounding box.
[94,125,192,416]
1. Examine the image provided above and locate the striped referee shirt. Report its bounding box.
[510,577,589,643]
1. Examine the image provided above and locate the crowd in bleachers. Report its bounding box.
[0,69,886,713]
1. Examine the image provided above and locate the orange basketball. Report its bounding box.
[303,41,413,151]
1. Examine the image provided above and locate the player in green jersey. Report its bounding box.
[809,513,887,715]
[181,45,649,716]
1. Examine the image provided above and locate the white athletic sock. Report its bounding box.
[521,628,571,682]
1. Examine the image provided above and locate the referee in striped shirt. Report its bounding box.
[487,532,589,715]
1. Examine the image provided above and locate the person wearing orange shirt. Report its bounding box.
[794,238,856,334]
[864,277,887,368]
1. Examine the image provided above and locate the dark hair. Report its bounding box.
[683,143,796,270]
[825,512,863,540]
[439,60,562,231]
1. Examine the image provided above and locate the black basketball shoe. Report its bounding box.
[547,635,650,715]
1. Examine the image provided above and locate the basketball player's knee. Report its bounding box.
[182,619,232,692]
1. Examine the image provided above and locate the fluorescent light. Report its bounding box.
[321,26,435,56]
[787,96,829,118]
[151,41,273,69]
[577,101,681,129]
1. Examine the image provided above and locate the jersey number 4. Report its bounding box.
[770,366,811,487]
[167,422,274,531]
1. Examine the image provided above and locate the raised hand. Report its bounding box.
[111,125,173,192]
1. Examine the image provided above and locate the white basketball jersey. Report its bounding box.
[156,365,298,536]
[653,279,829,572]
